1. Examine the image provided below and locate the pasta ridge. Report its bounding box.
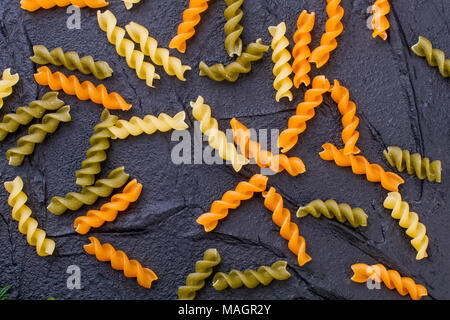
[292,10,315,88]
[224,0,244,57]
[370,0,390,40]
[411,36,450,78]
[0,68,20,109]
[20,0,108,12]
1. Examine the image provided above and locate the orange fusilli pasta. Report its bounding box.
[20,0,108,12]
[370,0,390,40]
[292,10,315,88]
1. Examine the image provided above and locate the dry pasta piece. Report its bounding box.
[268,22,294,102]
[351,263,427,300]
[412,36,450,78]
[277,76,330,153]
[34,66,131,111]
[20,0,108,12]
[292,10,315,88]
[309,0,344,68]
[196,174,268,232]
[263,187,311,266]
[231,118,306,176]
[84,237,157,289]
[4,176,55,256]
[212,261,291,290]
[0,68,19,109]
[191,96,248,171]
[370,0,390,40]
[74,179,142,234]
[383,192,429,260]
[169,0,211,53]
[123,0,141,10]
[178,248,221,300]
[224,0,244,57]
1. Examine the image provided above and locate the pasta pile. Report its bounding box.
[411,36,450,78]
[224,0,244,57]
[20,0,109,12]
[292,11,315,88]
[369,0,390,40]
[0,68,19,109]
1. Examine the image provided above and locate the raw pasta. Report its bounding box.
[4,176,55,256]
[20,0,108,12]
[212,261,291,290]
[0,68,19,109]
[224,0,244,57]
[292,10,315,88]
[370,0,390,40]
[123,0,141,10]
[196,174,268,232]
[411,36,450,78]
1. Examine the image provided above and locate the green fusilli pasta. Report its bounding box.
[224,0,244,57]
[411,36,449,78]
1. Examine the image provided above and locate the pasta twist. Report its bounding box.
[97,10,159,88]
[320,143,404,192]
[107,111,188,139]
[383,146,441,183]
[30,45,113,80]
[292,10,315,88]
[0,68,19,109]
[48,166,129,215]
[296,199,367,228]
[7,105,71,166]
[178,248,221,300]
[191,96,248,172]
[351,263,427,300]
[224,0,244,57]
[169,0,211,53]
[268,22,294,102]
[212,261,291,290]
[277,76,330,153]
[196,174,268,232]
[20,0,108,12]
[370,0,390,40]
[263,187,311,266]
[84,237,157,289]
[34,66,131,111]
[4,176,55,256]
[75,109,118,187]
[199,39,269,82]
[309,0,344,68]
[383,192,429,260]
[125,22,191,81]
[123,0,141,10]
[74,179,142,234]
[231,118,306,176]
[330,80,361,155]
[411,36,450,78]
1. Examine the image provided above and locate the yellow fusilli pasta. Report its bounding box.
[0,68,19,109]
[123,0,141,10]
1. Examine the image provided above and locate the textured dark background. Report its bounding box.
[0,0,448,300]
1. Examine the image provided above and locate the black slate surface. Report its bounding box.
[0,0,449,300]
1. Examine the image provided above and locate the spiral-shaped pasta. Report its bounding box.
[309,0,344,68]
[268,22,294,102]
[48,166,129,215]
[107,111,188,139]
[125,22,191,81]
[7,106,71,166]
[292,10,315,88]
[20,0,108,12]
[330,80,361,155]
[30,45,113,80]
[263,187,311,266]
[123,0,141,10]
[196,174,268,232]
[212,261,291,290]
[231,118,306,176]
[4,177,55,256]
[224,0,244,57]
[74,179,142,234]
[277,76,330,153]
[383,192,429,260]
[0,68,19,109]
[383,146,441,183]
[411,36,450,78]
[84,237,157,289]
[198,39,269,82]
[370,0,390,40]
[97,10,159,88]
[0,92,65,141]
[169,0,211,53]
[34,66,131,111]
[178,248,221,300]
[320,143,404,192]
[296,199,367,228]
[191,96,248,172]
[75,109,118,187]
[351,263,427,300]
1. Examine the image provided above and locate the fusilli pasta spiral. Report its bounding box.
[351,263,427,300]
[47,166,129,215]
[224,0,244,57]
[411,36,450,78]
[196,174,268,232]
[4,177,55,256]
[212,261,291,290]
[7,105,71,166]
[370,0,390,40]
[20,0,108,12]
[292,10,315,88]
[178,248,221,300]
[296,199,367,228]
[84,237,157,289]
[123,0,141,10]
[0,68,19,109]
[268,22,294,102]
